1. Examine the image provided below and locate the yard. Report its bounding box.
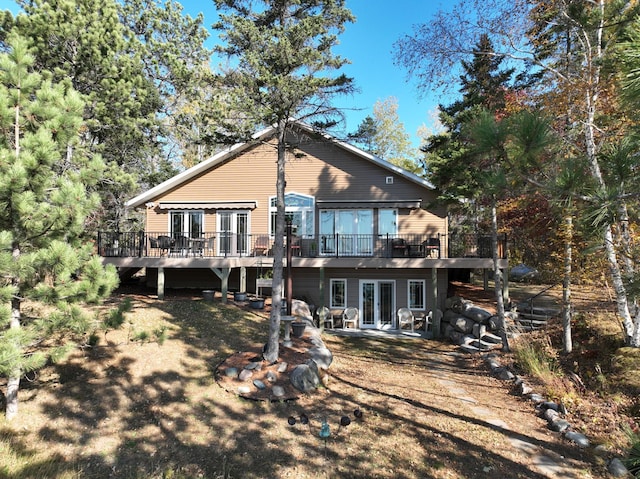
[0,282,631,478]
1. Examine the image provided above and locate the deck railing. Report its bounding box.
[97,231,507,260]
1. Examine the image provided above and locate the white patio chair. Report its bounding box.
[397,307,415,332]
[342,307,358,329]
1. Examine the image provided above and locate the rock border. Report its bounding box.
[482,353,630,477]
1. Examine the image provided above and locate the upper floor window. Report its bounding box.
[378,209,398,236]
[270,192,315,238]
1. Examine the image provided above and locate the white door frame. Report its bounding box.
[359,279,396,330]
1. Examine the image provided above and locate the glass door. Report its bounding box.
[170,211,203,254]
[218,211,248,256]
[359,280,395,329]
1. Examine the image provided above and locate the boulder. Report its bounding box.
[290,359,322,392]
[450,316,476,334]
[462,306,492,324]
[308,346,333,370]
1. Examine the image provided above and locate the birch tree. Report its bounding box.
[395,0,640,346]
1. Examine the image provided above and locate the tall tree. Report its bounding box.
[212,0,355,363]
[349,97,419,172]
[4,0,211,229]
[420,34,516,206]
[0,35,122,420]
[396,0,640,346]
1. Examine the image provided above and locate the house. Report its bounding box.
[99,122,508,331]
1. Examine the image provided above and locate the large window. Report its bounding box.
[330,279,346,308]
[319,209,373,255]
[408,279,426,310]
[270,192,315,238]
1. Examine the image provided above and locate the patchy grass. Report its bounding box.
[0,286,605,478]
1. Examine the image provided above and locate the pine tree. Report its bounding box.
[0,34,121,420]
[423,34,516,206]
[213,0,355,363]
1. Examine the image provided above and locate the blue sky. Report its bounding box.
[2,0,449,148]
[185,0,446,148]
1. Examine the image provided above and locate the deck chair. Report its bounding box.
[253,235,270,256]
[316,306,332,329]
[342,307,358,329]
[397,307,415,332]
[148,236,159,256]
[391,238,408,257]
[157,235,172,256]
[424,237,441,258]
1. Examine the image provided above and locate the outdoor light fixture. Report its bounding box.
[286,408,363,449]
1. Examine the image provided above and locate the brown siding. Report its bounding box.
[143,132,445,238]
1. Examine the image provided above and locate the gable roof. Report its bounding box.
[126,121,434,209]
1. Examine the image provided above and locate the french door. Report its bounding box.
[359,280,395,330]
[218,211,249,256]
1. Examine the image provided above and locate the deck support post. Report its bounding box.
[431,268,440,338]
[240,266,247,293]
[157,267,165,300]
[211,267,231,304]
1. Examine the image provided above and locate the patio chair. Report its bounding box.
[157,235,172,256]
[290,235,301,256]
[342,307,358,329]
[316,306,333,329]
[423,237,441,258]
[397,307,415,332]
[253,235,270,256]
[391,238,409,257]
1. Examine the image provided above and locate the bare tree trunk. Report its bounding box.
[263,120,287,363]
[562,213,573,354]
[491,201,509,352]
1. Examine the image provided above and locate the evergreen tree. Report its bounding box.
[4,0,210,229]
[422,34,516,219]
[0,35,122,420]
[213,0,355,363]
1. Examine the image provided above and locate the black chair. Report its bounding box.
[172,235,190,256]
[391,238,408,257]
[157,235,172,256]
[424,237,440,258]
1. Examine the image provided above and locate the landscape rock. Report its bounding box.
[272,385,285,397]
[266,371,277,383]
[307,346,333,370]
[564,431,589,448]
[277,362,288,373]
[290,359,321,392]
[238,369,254,381]
[237,385,251,394]
[608,458,629,477]
[224,367,238,378]
[549,418,571,433]
[253,379,266,390]
[462,306,492,323]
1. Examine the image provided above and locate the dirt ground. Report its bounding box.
[0,281,631,478]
